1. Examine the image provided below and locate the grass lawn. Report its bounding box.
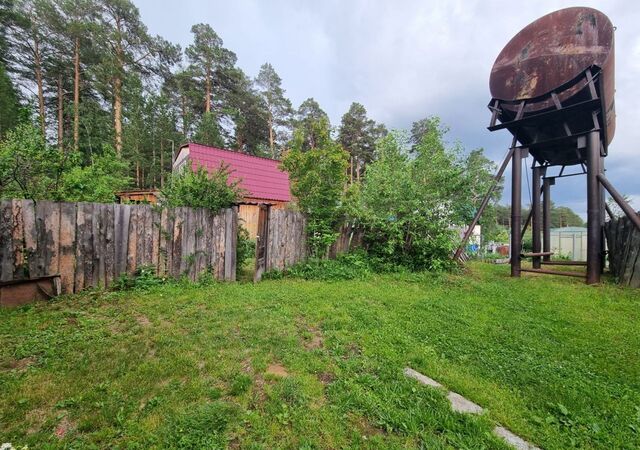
[1,262,639,449]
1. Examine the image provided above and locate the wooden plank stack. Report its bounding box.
[0,200,237,294]
[604,215,640,287]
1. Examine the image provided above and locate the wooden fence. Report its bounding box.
[605,215,640,288]
[329,222,365,258]
[265,209,307,271]
[0,200,237,294]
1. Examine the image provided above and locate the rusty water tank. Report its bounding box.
[489,7,615,147]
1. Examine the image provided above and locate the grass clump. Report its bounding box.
[163,401,238,449]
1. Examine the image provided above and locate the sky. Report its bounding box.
[135,0,640,219]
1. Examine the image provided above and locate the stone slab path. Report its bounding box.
[403,367,541,450]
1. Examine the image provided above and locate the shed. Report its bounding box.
[173,143,292,238]
[550,227,588,261]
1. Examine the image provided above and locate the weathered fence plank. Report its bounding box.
[2,201,236,295]
[605,215,640,287]
[0,200,14,281]
[59,203,76,294]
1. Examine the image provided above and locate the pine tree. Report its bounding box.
[338,102,386,181]
[294,98,329,151]
[255,62,292,157]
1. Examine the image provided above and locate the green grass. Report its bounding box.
[1,263,639,449]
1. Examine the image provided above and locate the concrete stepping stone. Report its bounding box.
[447,391,484,414]
[404,367,541,450]
[403,367,443,388]
[494,426,541,450]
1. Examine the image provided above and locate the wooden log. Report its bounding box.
[58,202,76,294]
[104,204,115,288]
[215,211,225,279]
[623,225,640,286]
[143,206,154,267]
[0,200,13,281]
[151,207,161,274]
[172,207,184,277]
[620,219,634,284]
[82,203,94,288]
[184,207,196,279]
[10,200,25,280]
[34,201,61,279]
[114,204,131,277]
[93,203,105,288]
[127,206,139,274]
[135,206,145,269]
[223,208,234,280]
[192,208,201,279]
[203,209,213,276]
[21,200,37,279]
[158,208,171,277]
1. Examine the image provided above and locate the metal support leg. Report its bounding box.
[532,166,542,269]
[542,178,552,262]
[511,147,522,277]
[599,156,606,272]
[586,131,602,284]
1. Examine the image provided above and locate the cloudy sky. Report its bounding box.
[136,0,640,218]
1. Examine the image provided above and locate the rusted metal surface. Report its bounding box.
[489,7,616,147]
[0,275,61,307]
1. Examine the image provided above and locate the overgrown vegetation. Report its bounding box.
[344,119,498,271]
[281,118,349,257]
[161,164,243,211]
[1,263,639,449]
[0,122,130,202]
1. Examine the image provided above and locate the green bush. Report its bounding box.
[0,123,131,202]
[262,250,405,281]
[345,120,498,272]
[281,117,349,257]
[161,164,243,212]
[112,265,168,291]
[236,225,255,277]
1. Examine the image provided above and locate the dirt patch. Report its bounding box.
[266,364,288,377]
[4,356,37,371]
[54,416,76,439]
[241,358,253,374]
[66,317,79,326]
[317,372,335,385]
[296,316,325,350]
[304,334,324,350]
[26,407,48,434]
[352,415,386,438]
[343,343,362,359]
[136,315,151,327]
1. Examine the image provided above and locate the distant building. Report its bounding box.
[172,143,292,238]
[116,189,160,204]
[550,227,587,261]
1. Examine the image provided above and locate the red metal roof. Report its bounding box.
[187,143,291,202]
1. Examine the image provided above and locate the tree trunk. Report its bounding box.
[350,156,354,184]
[136,160,140,188]
[33,35,46,140]
[181,95,188,137]
[160,140,164,188]
[113,75,123,155]
[57,74,64,152]
[152,145,156,187]
[113,19,124,155]
[205,66,211,113]
[268,115,274,158]
[73,37,80,152]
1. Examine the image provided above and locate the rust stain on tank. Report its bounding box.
[489,6,616,144]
